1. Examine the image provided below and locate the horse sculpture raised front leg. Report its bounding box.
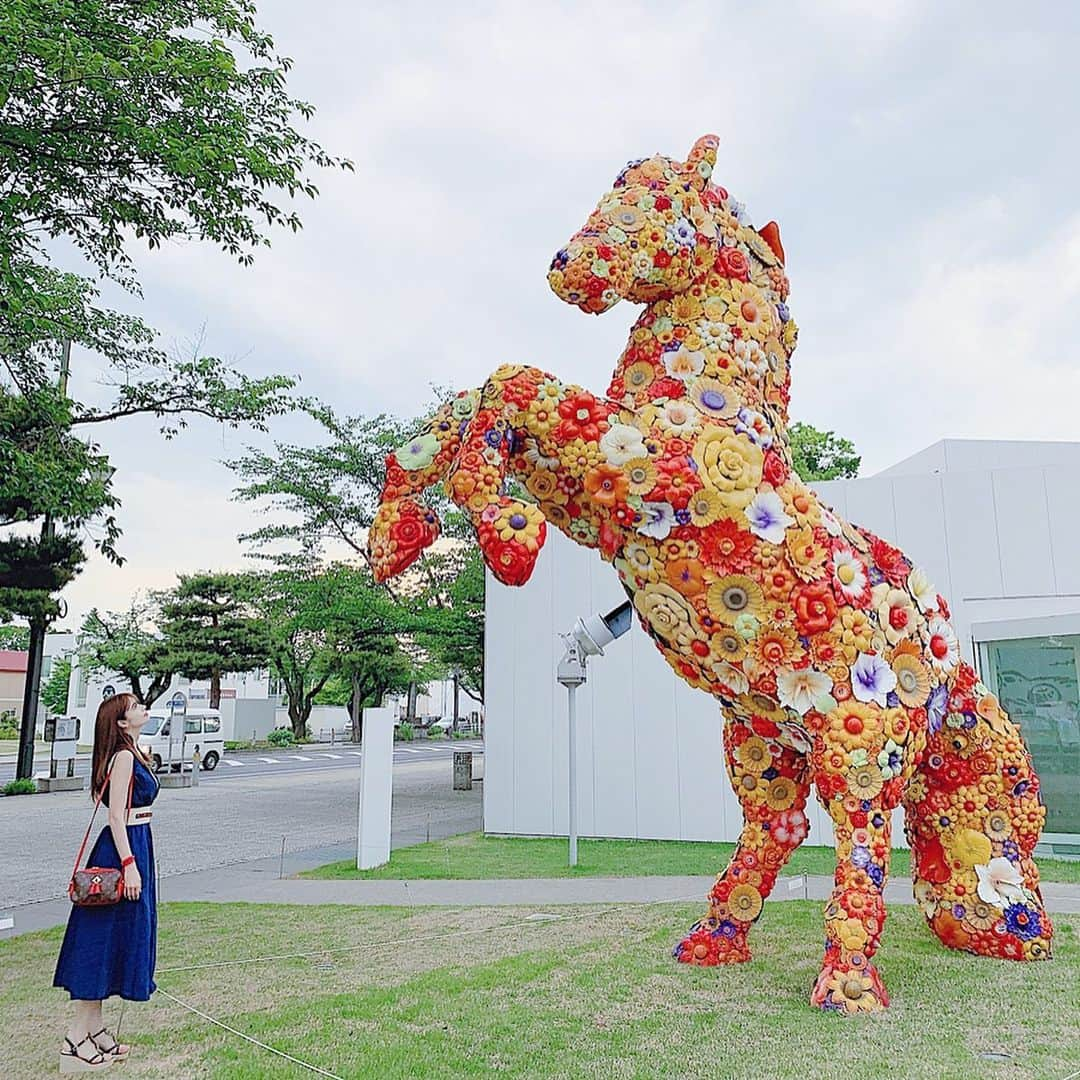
[371,133,1054,1013]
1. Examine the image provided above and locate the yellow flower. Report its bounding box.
[623,361,656,394]
[623,457,658,496]
[726,883,764,922]
[494,503,545,552]
[562,438,602,479]
[833,916,869,952]
[706,574,765,626]
[822,971,881,1015]
[735,736,771,774]
[633,583,697,650]
[765,776,797,812]
[687,488,724,527]
[785,525,828,582]
[949,827,992,867]
[840,608,875,664]
[526,396,560,435]
[692,430,763,508]
[891,650,931,708]
[671,293,703,322]
[847,764,884,800]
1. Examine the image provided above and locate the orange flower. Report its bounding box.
[583,464,629,507]
[666,557,706,598]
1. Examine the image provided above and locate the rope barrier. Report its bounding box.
[155,988,344,1079]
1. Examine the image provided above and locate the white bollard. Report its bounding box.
[356,707,394,870]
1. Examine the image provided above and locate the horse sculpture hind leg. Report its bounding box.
[904,661,1053,962]
[675,716,812,966]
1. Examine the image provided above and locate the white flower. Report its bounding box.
[850,652,898,707]
[776,720,813,754]
[637,500,676,540]
[663,345,706,382]
[908,567,938,613]
[745,490,794,544]
[600,423,646,466]
[831,548,868,600]
[776,667,834,716]
[520,437,561,471]
[819,505,844,537]
[657,400,701,437]
[712,660,749,695]
[397,432,440,471]
[926,616,960,672]
[975,857,1027,909]
[697,319,733,351]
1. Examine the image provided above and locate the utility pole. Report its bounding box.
[16,340,71,781]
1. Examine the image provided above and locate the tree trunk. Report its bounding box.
[350,675,362,742]
[209,669,221,710]
[406,681,417,722]
[453,671,460,735]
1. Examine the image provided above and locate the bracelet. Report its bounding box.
[121,856,136,868]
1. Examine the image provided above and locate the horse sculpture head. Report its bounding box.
[547,135,788,318]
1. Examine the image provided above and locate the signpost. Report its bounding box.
[168,692,187,772]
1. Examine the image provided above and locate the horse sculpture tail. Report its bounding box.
[903,660,1053,960]
[368,389,478,583]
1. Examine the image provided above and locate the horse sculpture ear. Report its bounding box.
[682,134,719,190]
[759,220,785,264]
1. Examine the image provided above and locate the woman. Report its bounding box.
[54,693,159,1072]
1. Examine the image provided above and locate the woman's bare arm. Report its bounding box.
[106,749,135,865]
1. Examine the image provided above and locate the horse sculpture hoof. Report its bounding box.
[476,497,547,586]
[369,497,441,583]
[811,961,889,1016]
[673,921,752,966]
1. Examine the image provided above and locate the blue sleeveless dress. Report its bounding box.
[54,754,159,1001]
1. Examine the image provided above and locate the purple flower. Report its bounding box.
[484,428,502,448]
[667,218,697,248]
[674,507,692,526]
[866,863,884,888]
[851,845,871,869]
[1003,902,1042,941]
[927,685,948,733]
[850,652,898,708]
[745,490,794,544]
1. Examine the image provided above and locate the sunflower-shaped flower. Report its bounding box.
[706,574,765,626]
[726,883,764,923]
[492,503,546,553]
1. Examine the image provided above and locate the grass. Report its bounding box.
[300,831,1080,884]
[3,900,1076,1078]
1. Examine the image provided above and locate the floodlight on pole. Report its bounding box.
[556,600,633,867]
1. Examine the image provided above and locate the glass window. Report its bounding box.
[184,717,202,734]
[143,715,163,736]
[75,666,88,708]
[203,715,221,733]
[980,633,1080,840]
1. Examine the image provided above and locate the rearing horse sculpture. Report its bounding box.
[368,136,1052,1013]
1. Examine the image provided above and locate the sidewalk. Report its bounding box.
[7,853,1079,938]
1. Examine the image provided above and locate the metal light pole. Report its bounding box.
[16,340,71,781]
[556,601,633,868]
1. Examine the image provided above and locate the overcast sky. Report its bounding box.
[49,0,1080,628]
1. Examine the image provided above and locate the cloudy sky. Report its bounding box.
[52,0,1080,627]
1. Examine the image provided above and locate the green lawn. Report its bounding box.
[301,831,1080,884]
[5,901,1076,1078]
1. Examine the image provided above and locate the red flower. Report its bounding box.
[699,518,756,572]
[762,450,788,487]
[794,580,837,636]
[654,195,672,211]
[653,249,672,269]
[870,535,908,585]
[751,715,780,739]
[481,534,541,586]
[650,376,686,400]
[937,594,951,620]
[555,392,608,442]
[651,455,700,509]
[715,246,750,281]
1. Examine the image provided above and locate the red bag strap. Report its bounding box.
[72,751,136,875]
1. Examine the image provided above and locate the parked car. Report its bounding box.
[140,708,225,771]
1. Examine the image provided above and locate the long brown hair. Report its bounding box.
[91,693,146,797]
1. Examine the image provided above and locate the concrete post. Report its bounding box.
[356,707,393,870]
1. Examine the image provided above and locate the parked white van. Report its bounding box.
[140,709,225,771]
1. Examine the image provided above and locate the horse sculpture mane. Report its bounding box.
[368,135,1053,1013]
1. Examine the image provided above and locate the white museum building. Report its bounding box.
[482,440,1080,857]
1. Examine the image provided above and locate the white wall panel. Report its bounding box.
[992,469,1056,598]
[942,471,1003,600]
[842,476,898,540]
[1044,466,1080,596]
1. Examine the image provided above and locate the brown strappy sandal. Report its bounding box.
[90,1027,130,1062]
[59,1034,112,1073]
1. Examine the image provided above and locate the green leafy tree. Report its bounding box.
[41,655,71,715]
[79,600,179,706]
[0,623,30,650]
[788,422,861,483]
[158,572,268,709]
[245,561,431,739]
[0,1,348,737]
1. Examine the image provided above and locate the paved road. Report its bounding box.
[0,739,483,784]
[0,754,484,912]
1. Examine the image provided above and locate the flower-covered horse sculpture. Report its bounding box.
[368,136,1053,1013]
